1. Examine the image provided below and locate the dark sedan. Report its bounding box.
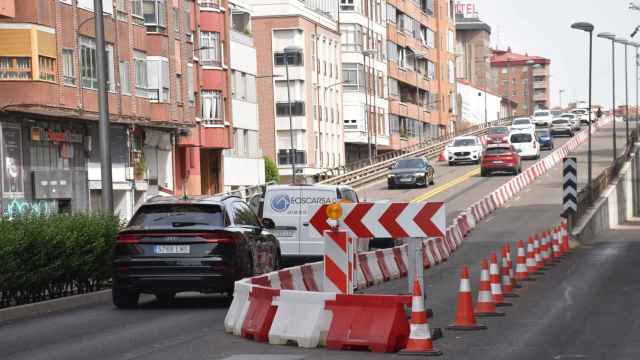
[387,158,435,189]
[535,128,554,150]
[112,195,280,308]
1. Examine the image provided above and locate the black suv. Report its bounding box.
[112,195,280,308]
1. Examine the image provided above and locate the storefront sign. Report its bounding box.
[33,128,84,144]
[456,0,479,18]
[2,126,24,195]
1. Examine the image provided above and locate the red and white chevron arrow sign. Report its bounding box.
[309,202,446,239]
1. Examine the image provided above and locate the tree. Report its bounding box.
[264,156,279,183]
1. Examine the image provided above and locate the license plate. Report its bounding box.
[155,245,190,254]
[400,177,413,183]
[492,160,504,164]
[273,229,296,238]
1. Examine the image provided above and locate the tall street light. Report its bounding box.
[571,21,594,204]
[283,45,301,183]
[632,41,640,136]
[93,0,112,213]
[559,89,565,109]
[598,32,617,160]
[362,49,376,164]
[616,37,631,145]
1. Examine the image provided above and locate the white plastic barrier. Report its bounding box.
[365,252,384,284]
[381,248,401,279]
[288,266,307,291]
[224,280,252,335]
[268,290,337,348]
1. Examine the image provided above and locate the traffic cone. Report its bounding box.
[515,240,534,281]
[505,244,521,288]
[533,235,544,271]
[490,253,511,306]
[541,231,553,265]
[475,259,505,317]
[447,266,487,331]
[561,222,571,254]
[501,247,518,298]
[438,150,447,162]
[552,227,562,260]
[399,279,443,356]
[526,238,541,276]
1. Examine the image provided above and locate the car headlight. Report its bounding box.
[414,172,426,177]
[388,174,395,178]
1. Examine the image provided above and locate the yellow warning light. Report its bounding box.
[326,202,343,220]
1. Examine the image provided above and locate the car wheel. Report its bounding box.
[448,161,455,166]
[480,168,487,177]
[429,177,435,185]
[112,285,140,309]
[388,184,395,190]
[518,166,522,174]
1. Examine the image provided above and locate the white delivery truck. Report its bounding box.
[249,184,359,259]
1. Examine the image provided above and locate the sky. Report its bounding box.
[477,0,640,109]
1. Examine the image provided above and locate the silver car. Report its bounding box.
[561,113,581,131]
[550,118,574,137]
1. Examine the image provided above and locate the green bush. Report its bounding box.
[0,214,121,307]
[264,156,280,184]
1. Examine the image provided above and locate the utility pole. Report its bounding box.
[94,0,113,214]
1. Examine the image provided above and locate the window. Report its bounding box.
[0,57,32,80]
[448,60,455,84]
[231,202,260,227]
[448,30,454,52]
[340,0,355,11]
[200,31,222,67]
[120,60,130,94]
[115,0,127,20]
[130,204,225,227]
[77,0,113,14]
[199,0,220,9]
[132,0,144,25]
[80,37,114,91]
[341,24,363,52]
[276,102,305,116]
[201,90,223,124]
[175,74,182,103]
[273,51,303,66]
[172,7,179,32]
[133,50,148,97]
[424,0,434,16]
[62,49,75,85]
[387,4,396,22]
[147,57,170,102]
[184,1,193,41]
[342,63,364,92]
[187,62,195,105]
[143,0,167,33]
[388,78,399,98]
[277,149,306,165]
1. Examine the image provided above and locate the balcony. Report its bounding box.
[532,67,547,77]
[533,81,547,89]
[533,93,548,101]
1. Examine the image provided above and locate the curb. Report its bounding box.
[0,289,112,323]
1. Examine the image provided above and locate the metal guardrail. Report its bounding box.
[572,129,638,222]
[315,118,512,188]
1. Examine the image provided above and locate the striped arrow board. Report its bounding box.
[563,157,578,214]
[309,202,446,239]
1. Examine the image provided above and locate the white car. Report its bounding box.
[511,117,535,131]
[446,136,484,165]
[532,110,553,127]
[571,109,591,124]
[561,113,581,131]
[509,130,540,159]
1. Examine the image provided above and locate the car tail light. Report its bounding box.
[116,234,142,244]
[198,233,235,244]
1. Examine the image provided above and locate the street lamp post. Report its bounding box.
[571,21,594,204]
[559,89,565,109]
[284,45,301,183]
[362,49,376,164]
[633,42,640,136]
[597,32,617,160]
[619,38,631,144]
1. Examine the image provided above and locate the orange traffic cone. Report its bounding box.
[552,227,562,260]
[505,244,521,288]
[561,222,571,253]
[541,231,552,265]
[438,150,447,162]
[515,240,534,281]
[533,235,544,271]
[475,259,505,317]
[399,279,442,356]
[447,266,487,331]
[501,247,518,298]
[490,253,511,306]
[526,238,538,275]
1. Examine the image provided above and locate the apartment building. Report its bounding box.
[339,0,389,164]
[491,47,551,116]
[455,14,493,92]
[386,0,457,149]
[223,0,264,191]
[250,0,343,181]
[0,0,233,219]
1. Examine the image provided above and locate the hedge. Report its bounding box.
[0,214,121,308]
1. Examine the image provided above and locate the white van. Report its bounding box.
[250,184,359,259]
[509,129,540,159]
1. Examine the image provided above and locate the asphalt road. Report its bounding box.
[0,119,633,360]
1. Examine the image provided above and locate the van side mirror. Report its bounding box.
[262,218,276,229]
